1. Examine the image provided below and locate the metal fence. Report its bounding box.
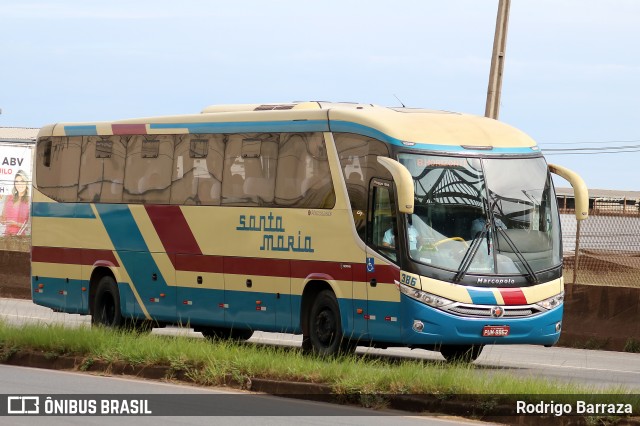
[561,197,640,288]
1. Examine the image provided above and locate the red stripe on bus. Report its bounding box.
[498,288,528,305]
[33,245,400,285]
[372,264,401,283]
[224,256,290,277]
[291,260,351,281]
[32,247,119,266]
[176,254,223,273]
[175,256,399,283]
[290,260,398,284]
[144,205,203,256]
[112,124,147,135]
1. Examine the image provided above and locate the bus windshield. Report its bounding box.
[398,154,561,279]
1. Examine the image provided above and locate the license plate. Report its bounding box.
[482,325,510,337]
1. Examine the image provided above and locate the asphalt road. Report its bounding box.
[2,297,640,391]
[0,365,494,426]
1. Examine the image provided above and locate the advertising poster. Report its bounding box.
[0,143,33,240]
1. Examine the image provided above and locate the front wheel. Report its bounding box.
[440,344,484,363]
[307,290,353,356]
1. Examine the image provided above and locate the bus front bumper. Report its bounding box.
[400,295,563,347]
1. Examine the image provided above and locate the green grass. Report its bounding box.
[2,321,639,424]
[624,338,640,353]
[0,320,634,400]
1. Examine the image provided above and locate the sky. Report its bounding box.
[1,0,639,191]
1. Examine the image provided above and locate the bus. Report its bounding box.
[31,102,588,361]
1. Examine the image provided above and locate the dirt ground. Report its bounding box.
[0,250,30,300]
[2,249,638,352]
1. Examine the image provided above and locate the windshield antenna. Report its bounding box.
[393,94,406,108]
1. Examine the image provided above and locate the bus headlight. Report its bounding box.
[399,284,454,308]
[535,292,564,311]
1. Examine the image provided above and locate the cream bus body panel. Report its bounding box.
[31,103,576,349]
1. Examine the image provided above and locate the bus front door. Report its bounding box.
[366,179,402,343]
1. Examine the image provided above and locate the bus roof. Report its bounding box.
[39,102,539,154]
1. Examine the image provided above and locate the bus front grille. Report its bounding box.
[443,303,544,318]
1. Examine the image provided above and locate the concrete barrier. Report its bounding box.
[560,283,640,351]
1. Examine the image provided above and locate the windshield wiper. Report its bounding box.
[453,221,490,283]
[495,227,539,284]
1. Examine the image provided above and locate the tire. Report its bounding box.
[91,276,124,328]
[440,344,484,363]
[308,289,352,356]
[199,326,254,341]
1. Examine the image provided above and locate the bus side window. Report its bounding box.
[334,133,390,241]
[243,135,278,205]
[371,184,398,262]
[123,135,173,204]
[274,133,335,209]
[221,135,248,205]
[79,136,125,203]
[37,136,81,202]
[170,134,223,205]
[221,133,278,206]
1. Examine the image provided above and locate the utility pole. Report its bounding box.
[485,0,511,120]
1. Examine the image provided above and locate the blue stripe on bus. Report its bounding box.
[94,205,149,253]
[32,203,95,218]
[60,119,538,154]
[149,120,330,134]
[467,288,498,305]
[64,125,98,136]
[94,204,173,319]
[329,120,540,154]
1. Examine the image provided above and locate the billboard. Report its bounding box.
[0,143,34,239]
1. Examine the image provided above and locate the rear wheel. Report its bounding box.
[307,289,353,356]
[440,344,484,363]
[91,276,124,328]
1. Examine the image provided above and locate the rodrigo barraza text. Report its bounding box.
[516,400,633,417]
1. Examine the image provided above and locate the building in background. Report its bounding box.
[556,187,640,215]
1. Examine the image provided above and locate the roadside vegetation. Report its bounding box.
[0,320,636,404]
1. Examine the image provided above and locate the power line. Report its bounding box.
[540,139,640,146]
[543,148,640,156]
[542,144,640,152]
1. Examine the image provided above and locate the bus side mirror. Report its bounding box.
[377,157,414,214]
[549,163,589,221]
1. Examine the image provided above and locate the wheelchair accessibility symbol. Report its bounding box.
[366,257,375,273]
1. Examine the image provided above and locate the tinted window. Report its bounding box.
[334,133,390,239]
[78,136,126,203]
[36,136,81,202]
[171,134,224,205]
[123,135,173,204]
[36,131,335,209]
[275,133,334,208]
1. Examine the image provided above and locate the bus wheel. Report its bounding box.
[199,327,253,341]
[91,276,124,328]
[308,290,349,356]
[440,344,484,363]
